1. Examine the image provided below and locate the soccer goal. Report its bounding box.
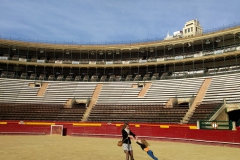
[50,125,63,136]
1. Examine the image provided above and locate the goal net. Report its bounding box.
[50,125,63,135]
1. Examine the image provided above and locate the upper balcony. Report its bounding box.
[0,24,240,68]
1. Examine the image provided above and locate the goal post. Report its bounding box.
[50,125,63,136]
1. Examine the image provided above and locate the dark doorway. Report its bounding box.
[176,102,189,108]
[228,109,240,123]
[62,128,67,136]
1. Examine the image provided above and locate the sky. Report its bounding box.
[0,0,239,44]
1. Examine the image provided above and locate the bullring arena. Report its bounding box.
[0,136,240,160]
[1,20,240,159]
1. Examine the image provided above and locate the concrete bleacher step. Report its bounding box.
[1,72,240,123]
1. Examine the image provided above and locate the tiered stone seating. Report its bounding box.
[144,77,204,104]
[1,72,240,123]
[56,107,86,121]
[0,78,42,103]
[88,104,189,123]
[43,81,97,104]
[202,73,240,102]
[188,102,222,124]
[96,82,143,104]
[0,103,86,121]
[0,103,60,120]
[0,79,97,104]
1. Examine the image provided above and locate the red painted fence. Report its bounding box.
[0,121,239,146]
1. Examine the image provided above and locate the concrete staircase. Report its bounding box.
[138,82,152,97]
[64,99,73,108]
[181,78,212,123]
[165,98,177,108]
[37,83,48,96]
[81,84,102,121]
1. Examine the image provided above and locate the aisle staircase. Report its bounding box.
[81,84,102,121]
[181,78,212,123]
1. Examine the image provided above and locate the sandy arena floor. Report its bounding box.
[0,136,239,160]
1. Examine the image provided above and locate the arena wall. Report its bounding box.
[0,121,239,146]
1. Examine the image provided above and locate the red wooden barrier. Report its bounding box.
[0,121,239,146]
